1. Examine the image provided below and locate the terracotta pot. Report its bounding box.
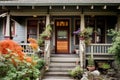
[79,36,84,40]
[87,66,95,71]
[43,36,50,40]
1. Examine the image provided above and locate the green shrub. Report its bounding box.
[69,66,83,79]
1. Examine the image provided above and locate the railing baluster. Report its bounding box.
[86,44,112,54]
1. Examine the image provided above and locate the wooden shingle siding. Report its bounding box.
[13,20,26,43]
[0,21,4,40]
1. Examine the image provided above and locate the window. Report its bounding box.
[27,20,38,39]
[85,16,117,43]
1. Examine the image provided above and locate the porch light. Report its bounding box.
[91,5,94,9]
[49,6,52,9]
[103,5,107,9]
[76,5,79,10]
[63,6,65,10]
[2,6,6,9]
[17,6,20,9]
[118,6,120,9]
[32,6,35,9]
[33,15,37,17]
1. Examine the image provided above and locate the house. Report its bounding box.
[0,0,120,78]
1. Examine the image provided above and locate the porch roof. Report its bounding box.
[0,0,120,6]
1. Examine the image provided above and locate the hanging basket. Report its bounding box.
[79,36,84,40]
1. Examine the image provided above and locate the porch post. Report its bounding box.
[4,13,10,39]
[46,14,50,27]
[44,14,51,69]
[79,14,85,69]
[117,15,120,31]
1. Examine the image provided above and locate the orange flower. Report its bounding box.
[11,58,17,67]
[28,38,37,43]
[29,43,38,51]
[28,38,39,51]
[26,57,32,63]
[0,39,23,54]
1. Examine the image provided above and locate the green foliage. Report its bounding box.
[80,27,93,46]
[0,53,45,80]
[69,66,83,79]
[108,29,120,64]
[87,56,95,67]
[38,24,52,46]
[101,63,110,69]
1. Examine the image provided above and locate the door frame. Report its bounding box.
[55,18,70,54]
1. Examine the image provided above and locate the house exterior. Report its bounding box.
[0,0,120,62]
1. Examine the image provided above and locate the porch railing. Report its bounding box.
[20,43,112,55]
[20,43,34,54]
[44,40,51,69]
[20,40,51,68]
[86,44,112,54]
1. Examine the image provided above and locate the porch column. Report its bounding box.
[79,14,85,69]
[44,14,51,69]
[4,13,10,39]
[46,14,50,27]
[80,14,85,31]
[117,15,120,31]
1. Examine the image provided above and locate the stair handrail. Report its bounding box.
[44,39,51,69]
[79,40,85,70]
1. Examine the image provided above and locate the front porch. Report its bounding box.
[20,43,114,60]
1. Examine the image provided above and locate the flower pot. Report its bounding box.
[79,36,84,40]
[87,66,95,71]
[43,36,51,40]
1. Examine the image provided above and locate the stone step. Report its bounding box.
[51,57,79,62]
[43,54,79,80]
[45,71,69,76]
[49,67,73,72]
[51,54,78,57]
[42,76,74,80]
[50,62,76,67]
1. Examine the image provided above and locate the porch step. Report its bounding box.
[45,72,69,76]
[42,54,79,80]
[42,76,74,80]
[49,67,73,72]
[51,57,79,62]
[50,62,76,67]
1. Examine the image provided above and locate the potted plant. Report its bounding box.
[100,63,110,74]
[73,27,93,46]
[40,24,52,40]
[69,66,83,80]
[87,56,95,71]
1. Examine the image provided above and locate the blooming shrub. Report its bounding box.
[0,39,44,80]
[28,38,39,51]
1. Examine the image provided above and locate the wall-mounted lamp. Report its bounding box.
[32,6,35,9]
[103,5,107,9]
[63,6,66,10]
[118,6,120,9]
[91,5,94,9]
[76,5,79,10]
[17,6,20,9]
[33,15,37,17]
[49,6,52,10]
[2,6,6,9]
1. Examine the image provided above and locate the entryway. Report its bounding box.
[55,19,70,54]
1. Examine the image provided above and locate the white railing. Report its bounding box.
[86,44,112,54]
[44,40,51,69]
[20,43,34,54]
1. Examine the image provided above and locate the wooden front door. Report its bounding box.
[55,19,69,54]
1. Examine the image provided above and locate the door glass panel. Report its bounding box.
[57,30,67,40]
